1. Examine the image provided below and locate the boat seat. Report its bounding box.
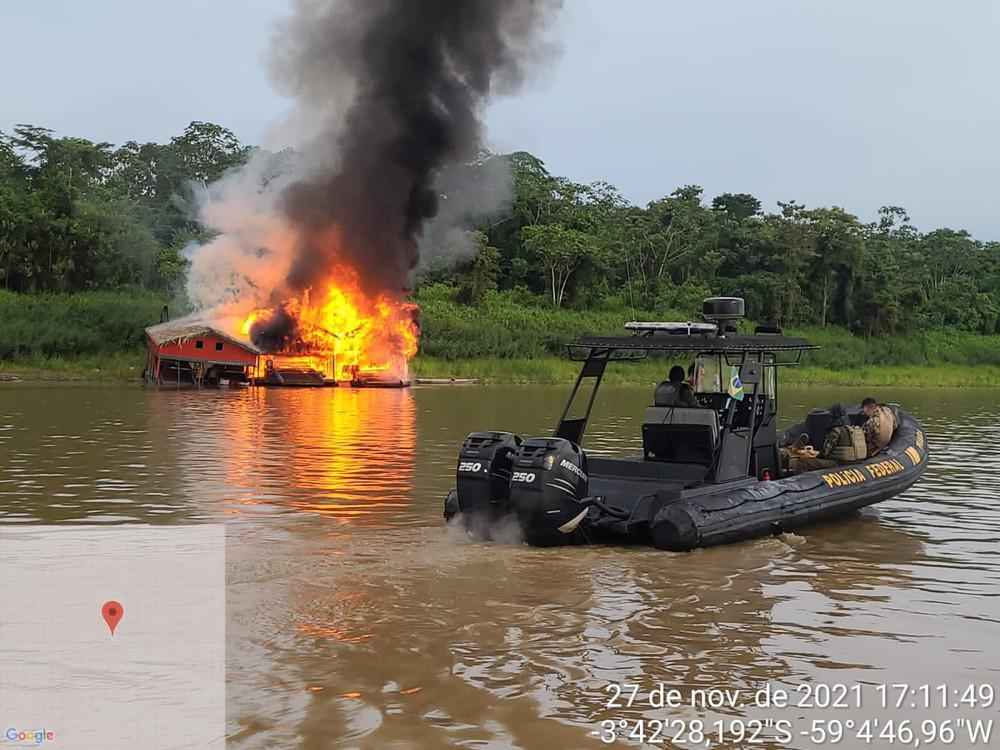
[805,409,833,448]
[642,407,719,465]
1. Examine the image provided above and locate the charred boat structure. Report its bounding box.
[256,357,335,387]
[444,298,928,550]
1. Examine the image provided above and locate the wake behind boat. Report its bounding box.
[443,297,928,550]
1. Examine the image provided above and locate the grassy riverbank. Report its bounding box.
[9,352,999,388]
[5,353,1000,387]
[412,356,1000,387]
[0,290,166,360]
[0,351,145,382]
[2,289,1000,386]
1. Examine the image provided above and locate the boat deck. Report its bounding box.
[588,455,705,504]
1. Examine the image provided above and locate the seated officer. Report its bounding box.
[861,397,897,457]
[821,404,867,463]
[654,365,699,407]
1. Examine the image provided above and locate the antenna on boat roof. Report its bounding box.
[624,252,637,323]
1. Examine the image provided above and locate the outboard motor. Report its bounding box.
[446,431,522,537]
[508,437,589,546]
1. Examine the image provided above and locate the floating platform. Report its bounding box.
[351,377,411,389]
[414,378,480,385]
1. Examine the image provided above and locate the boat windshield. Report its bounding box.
[691,354,775,397]
[692,354,725,394]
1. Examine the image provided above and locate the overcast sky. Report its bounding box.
[2,1,998,238]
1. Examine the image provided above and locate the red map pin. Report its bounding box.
[102,600,124,636]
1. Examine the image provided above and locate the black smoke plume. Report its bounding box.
[251,0,561,349]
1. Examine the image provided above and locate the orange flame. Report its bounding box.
[240,266,418,383]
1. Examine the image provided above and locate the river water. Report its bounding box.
[1,383,998,749]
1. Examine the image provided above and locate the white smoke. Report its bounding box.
[184,149,305,318]
[416,151,514,273]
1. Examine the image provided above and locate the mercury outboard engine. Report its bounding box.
[508,437,590,546]
[445,431,522,537]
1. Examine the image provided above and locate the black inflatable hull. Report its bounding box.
[447,411,928,551]
[638,412,928,551]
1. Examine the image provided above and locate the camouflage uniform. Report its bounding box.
[820,404,852,460]
[821,426,848,459]
[821,424,867,463]
[863,405,896,457]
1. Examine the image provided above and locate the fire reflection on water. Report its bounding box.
[163,386,416,523]
[276,388,416,520]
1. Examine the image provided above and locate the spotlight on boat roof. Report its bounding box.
[624,297,747,337]
[623,321,718,335]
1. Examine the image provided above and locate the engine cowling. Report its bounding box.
[447,431,522,537]
[508,437,589,546]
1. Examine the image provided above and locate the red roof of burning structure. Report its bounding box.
[145,318,260,352]
[145,317,261,370]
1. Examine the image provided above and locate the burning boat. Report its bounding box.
[237,271,418,388]
[257,356,334,387]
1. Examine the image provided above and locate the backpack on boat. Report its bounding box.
[822,425,867,463]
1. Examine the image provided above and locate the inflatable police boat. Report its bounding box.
[443,298,928,551]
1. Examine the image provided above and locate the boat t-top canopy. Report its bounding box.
[555,298,820,462]
[568,330,818,362]
[569,297,817,362]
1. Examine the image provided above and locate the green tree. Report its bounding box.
[0,121,251,294]
[521,224,598,307]
[711,192,762,221]
[805,207,864,327]
[170,121,251,187]
[633,186,720,303]
[457,232,501,305]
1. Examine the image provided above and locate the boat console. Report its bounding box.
[641,407,719,465]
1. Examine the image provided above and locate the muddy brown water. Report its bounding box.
[1,383,998,749]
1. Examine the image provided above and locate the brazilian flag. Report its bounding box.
[728,367,744,401]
